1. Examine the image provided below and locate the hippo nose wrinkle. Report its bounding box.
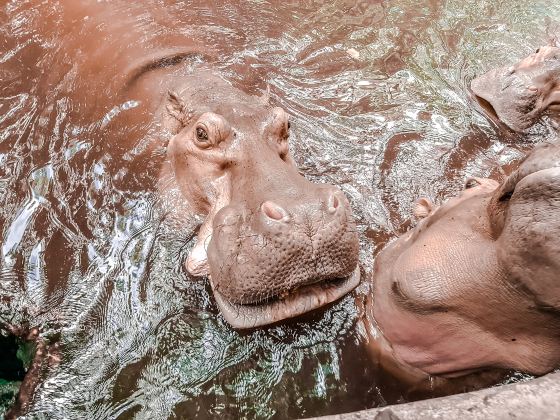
[261,201,290,222]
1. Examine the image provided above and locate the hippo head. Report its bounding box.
[471,46,560,132]
[372,141,560,376]
[161,72,360,329]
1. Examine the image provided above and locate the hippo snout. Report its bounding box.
[206,186,360,328]
[471,45,560,132]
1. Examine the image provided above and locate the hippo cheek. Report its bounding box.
[497,167,560,310]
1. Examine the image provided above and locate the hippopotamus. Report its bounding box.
[9,0,360,331]
[158,73,360,328]
[368,140,560,380]
[471,46,560,132]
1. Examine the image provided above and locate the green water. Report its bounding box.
[0,334,35,418]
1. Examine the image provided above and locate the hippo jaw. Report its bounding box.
[471,46,560,132]
[206,201,361,329]
[211,265,360,329]
[163,71,361,329]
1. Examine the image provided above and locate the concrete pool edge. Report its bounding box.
[311,371,560,420]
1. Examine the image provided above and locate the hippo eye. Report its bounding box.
[499,190,513,202]
[465,178,480,189]
[536,48,541,54]
[196,127,209,142]
[287,120,291,130]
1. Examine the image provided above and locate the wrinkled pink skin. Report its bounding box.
[370,141,560,380]
[471,46,560,132]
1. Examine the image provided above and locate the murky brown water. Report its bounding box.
[1,0,559,418]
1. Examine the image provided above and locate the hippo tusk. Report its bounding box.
[186,174,231,277]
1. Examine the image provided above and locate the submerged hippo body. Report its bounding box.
[370,141,560,378]
[471,46,560,132]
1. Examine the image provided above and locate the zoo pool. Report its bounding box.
[1,0,559,418]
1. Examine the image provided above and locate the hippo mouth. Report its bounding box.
[210,265,361,329]
[471,92,501,123]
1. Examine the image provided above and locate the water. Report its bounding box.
[0,0,558,418]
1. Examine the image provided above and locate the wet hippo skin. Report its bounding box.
[369,140,560,380]
[26,0,361,330]
[471,46,560,132]
[159,73,361,329]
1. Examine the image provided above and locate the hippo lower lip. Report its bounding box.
[211,265,361,329]
[472,92,500,121]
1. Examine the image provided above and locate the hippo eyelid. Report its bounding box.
[194,124,212,149]
[464,178,481,189]
[499,190,513,202]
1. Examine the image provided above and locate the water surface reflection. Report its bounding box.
[1,0,559,418]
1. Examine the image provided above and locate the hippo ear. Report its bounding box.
[413,198,435,219]
[163,90,194,134]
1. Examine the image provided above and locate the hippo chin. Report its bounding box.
[159,72,360,329]
[371,141,560,378]
[471,46,560,132]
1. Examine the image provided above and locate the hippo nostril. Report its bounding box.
[261,201,289,222]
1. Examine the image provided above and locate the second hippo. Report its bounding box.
[368,140,560,379]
